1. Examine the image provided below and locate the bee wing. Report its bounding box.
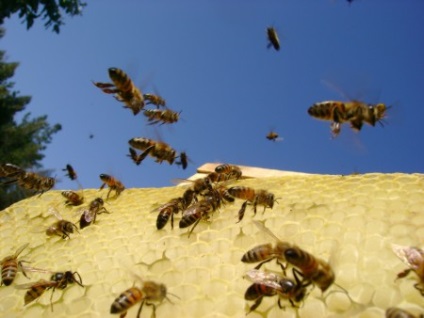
[21,265,54,274]
[392,244,424,269]
[13,243,29,257]
[253,220,281,242]
[15,279,55,290]
[48,207,63,220]
[244,269,281,285]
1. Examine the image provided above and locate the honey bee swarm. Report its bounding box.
[0,173,423,317]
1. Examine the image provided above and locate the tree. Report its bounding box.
[0,0,86,33]
[0,28,62,210]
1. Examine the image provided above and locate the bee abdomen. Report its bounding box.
[241,244,274,263]
[308,102,337,120]
[110,287,143,314]
[1,262,17,286]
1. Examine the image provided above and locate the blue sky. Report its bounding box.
[2,0,424,191]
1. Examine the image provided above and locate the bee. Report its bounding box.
[16,271,83,311]
[176,152,189,170]
[386,307,424,318]
[143,109,181,125]
[307,101,388,137]
[242,221,291,270]
[79,197,110,229]
[129,138,177,165]
[156,189,196,231]
[227,186,276,222]
[1,243,29,286]
[266,130,283,142]
[143,93,166,108]
[17,172,55,195]
[0,163,55,195]
[61,190,84,206]
[93,67,144,115]
[267,27,280,51]
[62,164,77,181]
[215,164,242,180]
[99,174,125,199]
[392,244,424,296]
[244,269,309,314]
[110,280,172,318]
[156,198,183,230]
[46,208,79,240]
[179,192,222,237]
[284,245,335,292]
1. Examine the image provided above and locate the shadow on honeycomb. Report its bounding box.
[0,164,423,318]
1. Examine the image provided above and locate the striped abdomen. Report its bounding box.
[110,287,144,314]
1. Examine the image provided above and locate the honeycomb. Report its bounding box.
[1,168,424,318]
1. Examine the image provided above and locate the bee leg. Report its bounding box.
[146,302,157,318]
[170,211,174,229]
[396,268,412,280]
[119,312,128,318]
[414,282,424,296]
[49,287,57,312]
[277,298,287,310]
[135,300,145,318]
[350,118,363,131]
[99,182,106,191]
[92,81,114,88]
[106,188,113,199]
[18,260,31,278]
[276,260,287,275]
[61,231,71,240]
[236,201,248,223]
[253,257,275,270]
[187,219,202,238]
[247,296,263,314]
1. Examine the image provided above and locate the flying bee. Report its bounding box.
[16,270,83,311]
[266,130,283,142]
[244,269,309,314]
[175,152,189,170]
[62,164,77,181]
[0,163,55,195]
[242,221,291,270]
[392,244,424,296]
[386,307,424,318]
[284,246,335,293]
[215,164,242,180]
[143,93,166,108]
[61,190,84,206]
[143,109,181,125]
[227,186,276,222]
[308,101,388,137]
[99,174,125,199]
[93,67,144,115]
[267,27,280,51]
[79,197,110,229]
[1,243,29,286]
[111,280,174,318]
[129,138,177,165]
[46,208,79,240]
[17,172,55,195]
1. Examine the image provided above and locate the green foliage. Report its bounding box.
[0,28,62,210]
[0,0,86,33]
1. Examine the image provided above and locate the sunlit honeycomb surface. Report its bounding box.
[1,173,424,318]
